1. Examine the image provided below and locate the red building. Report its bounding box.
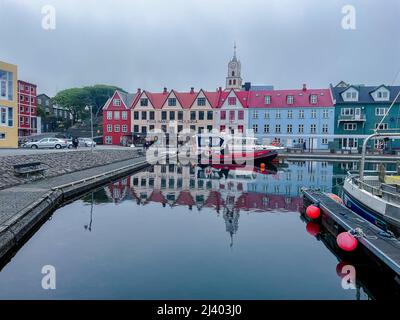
[102,90,135,145]
[18,80,37,137]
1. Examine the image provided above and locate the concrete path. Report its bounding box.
[0,156,145,226]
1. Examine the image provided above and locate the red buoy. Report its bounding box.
[306,205,321,219]
[306,222,320,236]
[336,232,358,252]
[327,193,344,205]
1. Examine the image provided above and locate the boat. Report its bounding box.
[342,88,400,234]
[193,133,282,165]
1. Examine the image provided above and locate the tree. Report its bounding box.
[52,88,89,124]
[52,85,126,125]
[83,84,126,121]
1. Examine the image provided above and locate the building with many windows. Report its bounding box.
[102,90,136,145]
[0,61,18,148]
[18,80,37,137]
[330,82,400,152]
[247,85,335,150]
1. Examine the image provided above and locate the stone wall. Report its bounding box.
[0,149,141,190]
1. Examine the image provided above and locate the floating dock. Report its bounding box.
[302,189,400,277]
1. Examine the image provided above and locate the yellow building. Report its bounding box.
[0,61,18,148]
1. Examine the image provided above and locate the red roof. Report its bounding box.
[217,89,250,108]
[247,88,333,108]
[125,87,332,110]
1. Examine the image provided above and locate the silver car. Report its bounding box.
[78,138,96,147]
[25,138,68,149]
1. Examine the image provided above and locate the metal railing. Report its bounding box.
[351,176,400,205]
[338,114,366,121]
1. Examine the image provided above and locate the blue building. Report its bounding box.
[247,86,335,150]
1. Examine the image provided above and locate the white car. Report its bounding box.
[78,138,96,147]
[24,138,68,149]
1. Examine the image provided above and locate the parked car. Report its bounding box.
[78,138,96,147]
[66,139,73,149]
[24,138,68,149]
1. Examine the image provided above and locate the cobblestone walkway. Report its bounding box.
[0,156,145,226]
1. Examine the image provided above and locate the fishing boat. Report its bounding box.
[194,133,282,165]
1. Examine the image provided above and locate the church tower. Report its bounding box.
[225,43,242,90]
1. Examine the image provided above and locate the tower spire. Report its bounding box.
[233,41,237,59]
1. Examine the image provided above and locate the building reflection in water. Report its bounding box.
[100,160,333,246]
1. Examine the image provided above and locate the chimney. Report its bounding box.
[163,87,168,94]
[302,84,307,91]
[219,86,222,92]
[137,88,141,94]
[190,87,194,94]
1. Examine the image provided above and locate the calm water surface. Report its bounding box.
[0,160,399,299]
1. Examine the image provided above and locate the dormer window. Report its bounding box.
[265,95,271,104]
[228,97,236,105]
[168,98,176,106]
[113,99,121,106]
[287,95,294,104]
[345,92,357,99]
[140,98,148,106]
[310,94,318,104]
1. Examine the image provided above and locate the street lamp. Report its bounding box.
[85,105,94,152]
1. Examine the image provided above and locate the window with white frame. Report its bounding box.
[0,70,14,101]
[299,110,304,119]
[375,123,388,130]
[276,110,281,119]
[298,124,304,133]
[287,110,292,118]
[287,95,294,104]
[114,125,120,132]
[341,108,354,116]
[287,124,293,133]
[322,124,328,133]
[113,99,121,106]
[322,138,328,145]
[140,98,148,106]
[264,111,269,119]
[344,123,357,131]
[105,136,112,144]
[265,95,271,104]
[0,106,13,127]
[252,124,258,133]
[375,107,388,116]
[323,109,329,118]
[264,124,269,133]
[377,91,389,99]
[275,124,281,133]
[311,109,317,118]
[107,124,112,132]
[122,125,127,133]
[310,124,317,134]
[122,111,127,120]
[114,111,120,120]
[310,94,318,104]
[253,110,258,119]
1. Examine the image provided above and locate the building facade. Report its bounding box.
[331,82,400,152]
[0,61,18,148]
[247,85,335,150]
[18,80,37,137]
[103,90,135,145]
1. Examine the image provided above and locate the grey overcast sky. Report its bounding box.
[1,0,399,96]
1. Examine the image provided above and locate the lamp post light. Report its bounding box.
[85,105,94,152]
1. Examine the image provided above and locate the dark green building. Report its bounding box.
[331,81,400,152]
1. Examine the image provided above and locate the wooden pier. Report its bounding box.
[302,189,400,277]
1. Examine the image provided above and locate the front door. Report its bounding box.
[355,108,361,120]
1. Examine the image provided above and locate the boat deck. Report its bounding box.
[302,189,400,277]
